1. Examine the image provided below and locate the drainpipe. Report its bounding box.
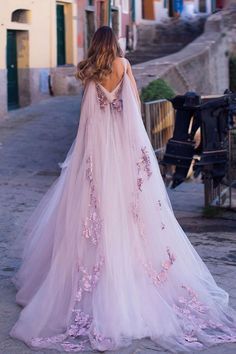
[131,0,135,22]
[48,0,54,96]
[108,0,111,26]
[130,0,136,50]
[169,0,174,16]
[48,74,54,96]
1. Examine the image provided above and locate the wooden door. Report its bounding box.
[86,10,95,49]
[7,30,19,110]
[142,0,155,20]
[57,4,66,66]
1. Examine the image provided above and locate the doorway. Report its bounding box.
[111,8,119,37]
[142,0,155,20]
[7,30,19,110]
[57,4,66,66]
[199,0,207,12]
[86,10,95,50]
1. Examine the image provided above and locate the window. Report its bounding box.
[11,9,30,24]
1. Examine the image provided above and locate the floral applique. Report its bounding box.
[111,98,123,112]
[31,256,105,351]
[95,80,123,112]
[156,200,166,231]
[143,247,176,286]
[77,256,105,295]
[131,146,153,240]
[172,284,236,345]
[95,84,108,110]
[136,146,152,191]
[82,156,102,246]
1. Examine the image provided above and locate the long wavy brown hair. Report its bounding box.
[76,26,123,84]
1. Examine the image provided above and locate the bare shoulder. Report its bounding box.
[125,58,132,71]
[112,57,126,69]
[113,56,124,64]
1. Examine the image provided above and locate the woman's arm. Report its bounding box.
[126,59,141,109]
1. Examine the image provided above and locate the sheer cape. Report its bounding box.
[10,58,236,352]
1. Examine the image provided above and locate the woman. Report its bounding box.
[10,26,236,353]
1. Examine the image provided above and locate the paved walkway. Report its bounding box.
[0,97,236,354]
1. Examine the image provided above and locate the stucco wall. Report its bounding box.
[0,0,78,120]
[133,10,231,96]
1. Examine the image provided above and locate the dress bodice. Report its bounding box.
[96,57,127,103]
[97,81,123,103]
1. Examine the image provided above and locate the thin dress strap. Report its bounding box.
[122,57,127,74]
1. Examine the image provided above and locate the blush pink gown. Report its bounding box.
[10,58,236,352]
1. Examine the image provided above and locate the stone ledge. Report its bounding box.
[133,9,231,95]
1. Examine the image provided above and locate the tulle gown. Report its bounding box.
[10,58,236,352]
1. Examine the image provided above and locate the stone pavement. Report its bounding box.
[0,96,236,354]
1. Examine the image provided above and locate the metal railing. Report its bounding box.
[142,99,175,161]
[204,128,236,209]
[142,98,236,209]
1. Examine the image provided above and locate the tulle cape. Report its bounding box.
[10,59,236,353]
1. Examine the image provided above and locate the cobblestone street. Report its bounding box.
[0,97,236,354]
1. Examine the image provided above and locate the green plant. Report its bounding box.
[202,206,223,218]
[140,78,176,102]
[229,56,236,93]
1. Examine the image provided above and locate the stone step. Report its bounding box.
[128,15,208,65]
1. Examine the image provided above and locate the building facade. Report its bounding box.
[135,0,226,23]
[77,0,133,63]
[0,0,133,119]
[0,0,80,120]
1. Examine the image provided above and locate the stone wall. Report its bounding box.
[50,66,83,96]
[133,9,233,96]
[127,15,207,65]
[222,3,236,56]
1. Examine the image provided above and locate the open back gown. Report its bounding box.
[10,58,236,353]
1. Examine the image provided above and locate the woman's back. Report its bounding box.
[99,57,125,93]
[96,56,140,106]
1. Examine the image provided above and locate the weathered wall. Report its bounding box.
[133,9,232,96]
[221,2,236,56]
[0,0,79,120]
